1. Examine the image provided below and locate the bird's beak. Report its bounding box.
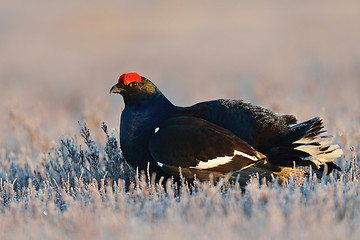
[109,84,125,94]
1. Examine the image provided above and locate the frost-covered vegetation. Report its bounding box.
[1,1,360,239]
[0,119,359,240]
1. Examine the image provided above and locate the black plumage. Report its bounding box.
[149,116,265,180]
[110,72,343,186]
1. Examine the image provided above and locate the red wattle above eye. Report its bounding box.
[118,72,141,85]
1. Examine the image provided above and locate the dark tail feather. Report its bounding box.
[275,117,323,146]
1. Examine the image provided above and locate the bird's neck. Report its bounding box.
[121,92,176,136]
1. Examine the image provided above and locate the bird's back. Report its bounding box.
[178,99,297,149]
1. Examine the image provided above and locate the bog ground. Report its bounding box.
[0,1,360,239]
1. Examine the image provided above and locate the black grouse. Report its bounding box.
[110,72,343,186]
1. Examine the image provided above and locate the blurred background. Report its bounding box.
[1,0,359,152]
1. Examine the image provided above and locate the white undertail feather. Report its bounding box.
[294,132,343,167]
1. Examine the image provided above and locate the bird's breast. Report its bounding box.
[119,106,175,169]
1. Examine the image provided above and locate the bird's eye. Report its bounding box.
[129,82,138,87]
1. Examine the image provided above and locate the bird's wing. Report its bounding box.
[148,116,266,180]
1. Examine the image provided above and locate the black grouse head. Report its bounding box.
[110,72,163,106]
